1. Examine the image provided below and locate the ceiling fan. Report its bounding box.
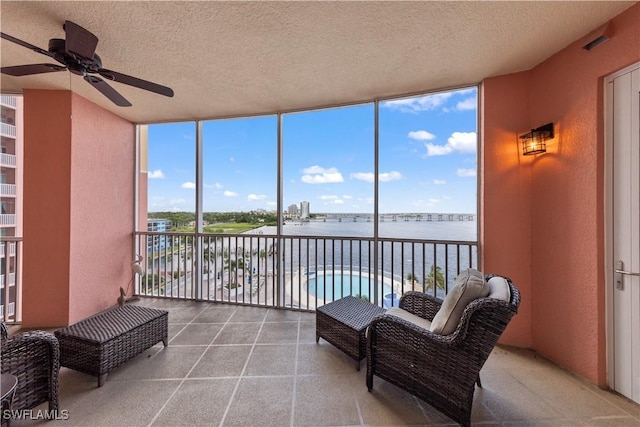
[0,20,174,107]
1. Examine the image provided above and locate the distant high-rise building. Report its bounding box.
[287,204,299,215]
[0,95,23,321]
[300,201,310,219]
[147,219,172,251]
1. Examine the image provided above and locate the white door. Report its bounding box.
[607,63,640,403]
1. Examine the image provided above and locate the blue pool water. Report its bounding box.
[307,273,395,302]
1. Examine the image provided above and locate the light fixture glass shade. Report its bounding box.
[522,133,547,155]
[520,123,554,156]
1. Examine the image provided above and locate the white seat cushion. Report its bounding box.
[487,276,511,302]
[430,268,489,335]
[386,307,432,330]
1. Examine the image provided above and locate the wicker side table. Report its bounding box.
[316,296,385,370]
[55,305,168,387]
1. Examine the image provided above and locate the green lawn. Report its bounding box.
[174,223,263,234]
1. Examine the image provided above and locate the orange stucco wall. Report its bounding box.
[22,90,135,327]
[481,72,533,348]
[483,2,640,385]
[22,90,72,327]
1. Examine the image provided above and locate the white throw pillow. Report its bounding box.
[430,268,489,335]
[487,276,511,302]
[386,307,432,330]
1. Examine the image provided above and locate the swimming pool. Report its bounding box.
[307,272,395,302]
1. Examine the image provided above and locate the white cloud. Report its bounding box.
[424,131,477,156]
[382,93,453,113]
[350,171,402,182]
[379,171,402,182]
[350,172,374,182]
[384,88,476,113]
[330,199,344,205]
[247,194,266,201]
[301,166,344,184]
[429,198,440,204]
[204,182,223,189]
[320,195,339,200]
[408,130,436,141]
[267,201,277,206]
[224,190,238,197]
[433,179,446,185]
[181,182,196,189]
[457,168,477,177]
[343,195,353,199]
[229,157,235,162]
[455,97,477,111]
[148,169,164,179]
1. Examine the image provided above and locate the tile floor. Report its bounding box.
[10,298,640,426]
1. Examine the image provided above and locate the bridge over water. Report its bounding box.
[312,213,476,222]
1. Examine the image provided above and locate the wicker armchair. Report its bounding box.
[0,322,60,413]
[366,274,520,427]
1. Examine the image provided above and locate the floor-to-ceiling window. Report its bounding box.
[378,88,478,292]
[138,86,478,307]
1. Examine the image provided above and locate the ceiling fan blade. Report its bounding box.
[1,32,55,58]
[97,68,174,97]
[63,21,98,60]
[84,75,132,107]
[1,63,67,76]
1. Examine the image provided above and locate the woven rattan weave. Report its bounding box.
[316,295,385,370]
[0,322,59,414]
[366,275,520,427]
[54,305,168,387]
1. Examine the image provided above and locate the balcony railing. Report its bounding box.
[0,242,16,257]
[0,95,17,107]
[1,237,22,323]
[0,215,15,226]
[0,183,16,196]
[134,231,478,311]
[0,153,16,167]
[0,273,16,287]
[0,122,16,138]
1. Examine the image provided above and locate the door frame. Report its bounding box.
[604,61,640,391]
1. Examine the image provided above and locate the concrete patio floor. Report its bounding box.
[11,298,640,426]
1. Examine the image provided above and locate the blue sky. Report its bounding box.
[146,87,477,214]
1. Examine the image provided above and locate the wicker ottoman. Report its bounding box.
[55,305,168,387]
[316,296,385,370]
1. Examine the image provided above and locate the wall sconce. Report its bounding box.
[520,123,554,156]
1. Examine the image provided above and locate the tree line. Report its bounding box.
[148,211,279,227]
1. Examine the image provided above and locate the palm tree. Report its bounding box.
[424,265,445,292]
[203,246,216,273]
[406,272,420,292]
[259,249,266,271]
[224,251,249,289]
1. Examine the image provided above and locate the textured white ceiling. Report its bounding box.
[0,1,635,124]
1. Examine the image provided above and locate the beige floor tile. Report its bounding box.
[244,344,297,376]
[294,374,363,426]
[170,323,223,345]
[188,345,252,378]
[213,322,262,345]
[257,322,299,344]
[151,378,237,426]
[14,300,637,427]
[223,377,294,426]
